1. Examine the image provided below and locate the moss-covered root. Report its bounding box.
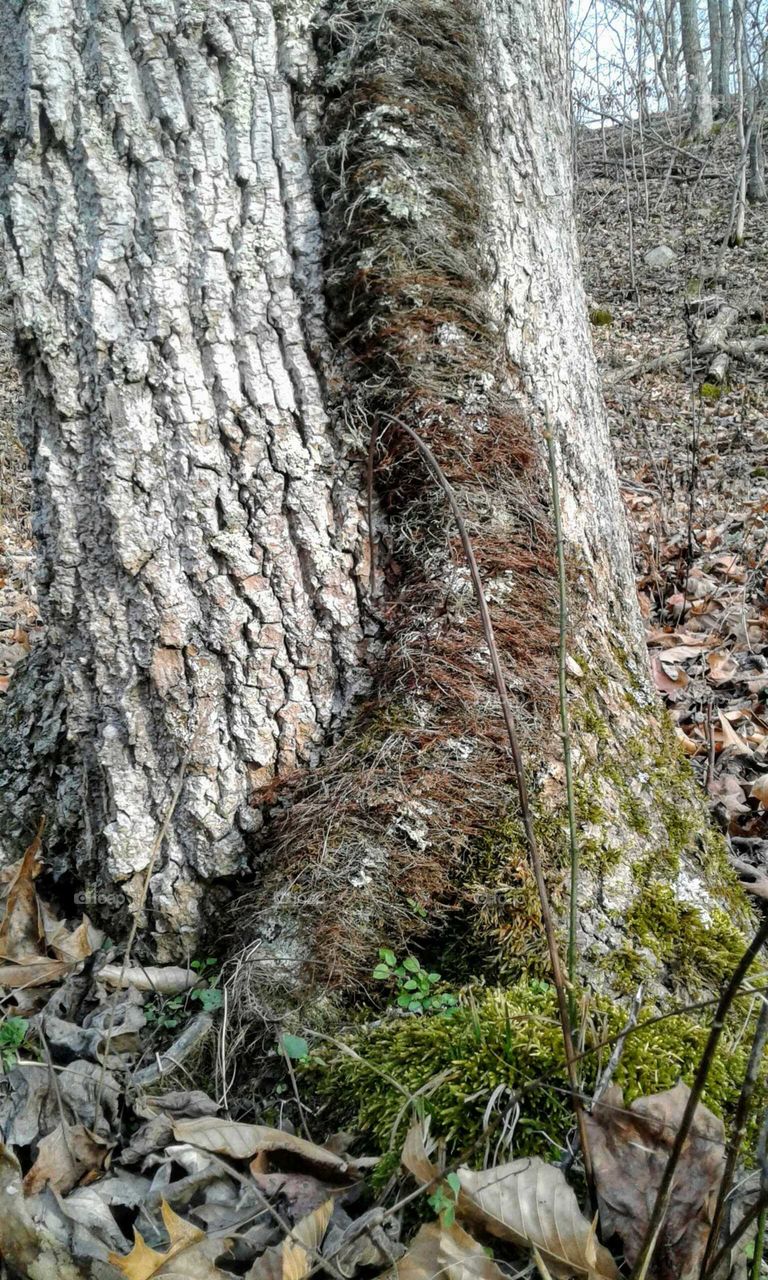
[305,984,766,1172]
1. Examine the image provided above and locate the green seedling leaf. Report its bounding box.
[403,957,421,973]
[373,964,392,979]
[280,1033,309,1061]
[446,1172,461,1195]
[379,948,397,967]
[427,973,441,983]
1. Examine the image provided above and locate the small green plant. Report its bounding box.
[280,1033,310,1061]
[589,307,613,326]
[145,957,222,1029]
[428,1172,461,1226]
[0,1016,28,1069]
[373,948,458,1014]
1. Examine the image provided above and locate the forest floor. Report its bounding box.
[0,117,767,1277]
[577,116,768,856]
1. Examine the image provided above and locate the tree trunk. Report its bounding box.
[679,0,715,136]
[747,117,767,201]
[0,0,747,1007]
[708,0,724,106]
[718,0,733,106]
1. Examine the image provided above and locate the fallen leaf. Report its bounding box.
[108,1199,227,1279]
[0,1143,88,1279]
[717,712,753,756]
[173,1118,352,1178]
[751,777,768,809]
[585,1082,724,1280]
[706,650,740,685]
[651,657,688,700]
[0,822,44,963]
[390,1220,507,1280]
[246,1198,333,1280]
[674,727,701,756]
[402,1124,617,1280]
[23,1123,110,1196]
[707,774,750,816]
[658,644,704,663]
[98,964,199,994]
[0,957,70,988]
[731,858,768,900]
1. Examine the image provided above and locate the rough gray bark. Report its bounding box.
[0,0,371,953]
[679,0,714,135]
[0,0,731,987]
[709,0,724,103]
[718,0,733,104]
[747,119,767,200]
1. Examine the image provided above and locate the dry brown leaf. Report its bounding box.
[674,727,701,756]
[706,651,740,685]
[659,644,705,663]
[651,657,688,700]
[707,774,750,816]
[246,1198,333,1280]
[717,711,753,756]
[23,1123,110,1196]
[390,1220,507,1280]
[0,957,70,988]
[0,1143,88,1279]
[585,1082,724,1280]
[98,963,199,993]
[751,776,768,809]
[731,858,768,900]
[0,822,44,963]
[173,1118,351,1178]
[109,1199,227,1279]
[401,1124,617,1280]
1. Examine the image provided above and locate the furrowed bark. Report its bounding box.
[0,0,748,1010]
[0,0,371,954]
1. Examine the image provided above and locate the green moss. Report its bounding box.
[700,382,724,400]
[625,883,750,990]
[444,806,569,984]
[306,984,767,1165]
[589,307,613,326]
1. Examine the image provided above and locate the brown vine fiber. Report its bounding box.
[229,0,559,1014]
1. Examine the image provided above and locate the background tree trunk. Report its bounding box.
[679,0,715,135]
[0,0,744,1004]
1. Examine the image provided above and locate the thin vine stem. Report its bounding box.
[545,423,580,1020]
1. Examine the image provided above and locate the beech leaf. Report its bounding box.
[585,1082,724,1280]
[173,1118,351,1178]
[401,1124,617,1280]
[389,1220,508,1280]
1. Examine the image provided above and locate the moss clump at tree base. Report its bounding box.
[304,983,766,1174]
